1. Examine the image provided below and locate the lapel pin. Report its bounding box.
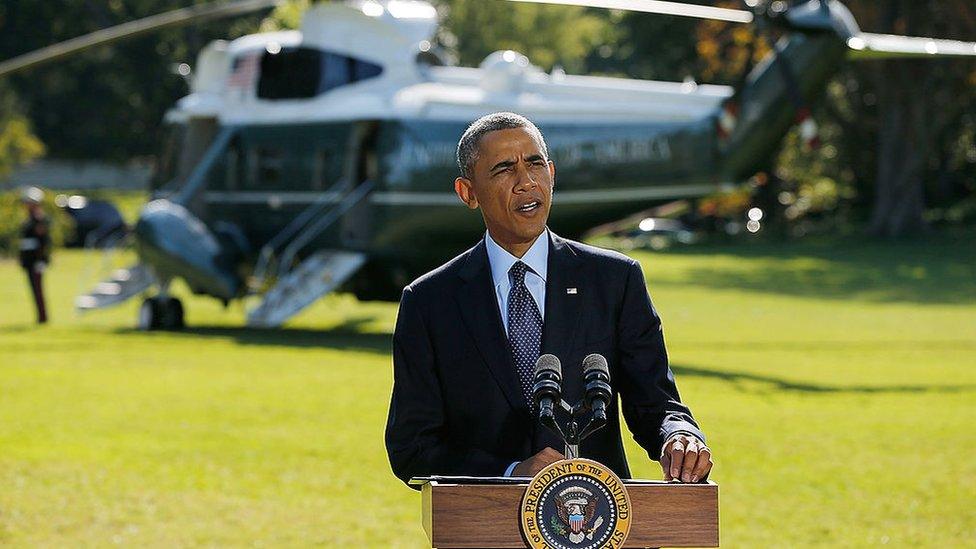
[566,287,577,295]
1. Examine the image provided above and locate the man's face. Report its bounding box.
[454,127,555,252]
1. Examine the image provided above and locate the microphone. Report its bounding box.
[582,353,612,423]
[532,354,562,421]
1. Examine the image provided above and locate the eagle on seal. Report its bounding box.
[555,486,598,537]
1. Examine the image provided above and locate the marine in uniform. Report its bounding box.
[19,187,51,324]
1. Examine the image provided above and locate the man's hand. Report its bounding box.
[661,434,712,483]
[512,447,565,477]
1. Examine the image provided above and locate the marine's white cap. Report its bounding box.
[20,186,44,205]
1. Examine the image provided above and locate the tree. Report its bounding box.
[843,0,976,237]
[0,85,44,180]
[689,0,976,237]
[434,0,611,72]
[0,1,267,161]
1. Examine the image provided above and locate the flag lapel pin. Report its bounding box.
[566,287,578,295]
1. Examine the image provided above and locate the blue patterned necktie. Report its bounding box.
[507,261,543,407]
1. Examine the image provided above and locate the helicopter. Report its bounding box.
[5,0,975,329]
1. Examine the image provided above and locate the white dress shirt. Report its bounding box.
[485,229,548,335]
[484,229,549,476]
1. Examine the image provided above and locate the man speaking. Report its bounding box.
[385,112,711,484]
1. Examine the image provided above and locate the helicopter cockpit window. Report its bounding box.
[257,47,383,100]
[352,58,382,81]
[320,52,352,94]
[246,147,284,188]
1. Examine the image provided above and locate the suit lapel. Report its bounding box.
[456,240,528,414]
[541,232,584,367]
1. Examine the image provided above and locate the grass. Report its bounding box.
[0,234,974,547]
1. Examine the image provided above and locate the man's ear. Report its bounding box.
[548,161,556,187]
[454,177,479,209]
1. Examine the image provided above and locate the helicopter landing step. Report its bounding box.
[75,263,155,312]
[246,249,367,328]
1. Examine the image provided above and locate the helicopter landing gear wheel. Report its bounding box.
[163,297,184,330]
[138,296,184,331]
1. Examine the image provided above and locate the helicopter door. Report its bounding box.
[175,117,220,183]
[340,121,379,248]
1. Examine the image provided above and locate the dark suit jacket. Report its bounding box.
[385,232,704,486]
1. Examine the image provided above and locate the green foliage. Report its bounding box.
[769,122,857,232]
[435,0,611,72]
[585,11,696,81]
[260,0,617,72]
[0,116,42,178]
[259,0,312,31]
[817,1,976,233]
[0,0,267,161]
[549,513,567,536]
[0,86,44,179]
[0,236,973,545]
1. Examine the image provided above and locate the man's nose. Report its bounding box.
[513,161,538,192]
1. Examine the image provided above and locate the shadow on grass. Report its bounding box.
[0,323,47,333]
[113,316,391,354]
[646,233,976,305]
[672,363,976,394]
[682,339,976,352]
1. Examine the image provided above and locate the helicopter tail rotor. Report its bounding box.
[846,33,976,60]
[507,0,754,24]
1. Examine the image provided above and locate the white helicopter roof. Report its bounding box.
[301,0,438,65]
[403,52,733,123]
[168,0,733,126]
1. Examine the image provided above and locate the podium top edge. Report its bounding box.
[408,476,717,487]
[409,475,528,486]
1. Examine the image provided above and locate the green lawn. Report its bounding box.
[1,235,974,547]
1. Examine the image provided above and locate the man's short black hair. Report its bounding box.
[456,112,549,178]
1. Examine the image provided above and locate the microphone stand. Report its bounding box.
[546,399,606,459]
[534,356,612,461]
[558,400,579,458]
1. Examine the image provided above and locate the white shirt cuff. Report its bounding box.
[504,461,520,477]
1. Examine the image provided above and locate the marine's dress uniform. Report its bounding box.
[19,212,51,323]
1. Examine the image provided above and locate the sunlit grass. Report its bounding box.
[0,234,973,547]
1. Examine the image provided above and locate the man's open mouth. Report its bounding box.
[516,200,541,213]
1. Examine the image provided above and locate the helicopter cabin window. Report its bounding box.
[223,139,245,191]
[311,147,337,190]
[247,147,284,188]
[257,47,383,100]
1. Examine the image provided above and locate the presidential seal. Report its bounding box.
[520,458,631,549]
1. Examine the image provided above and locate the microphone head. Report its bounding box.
[533,354,562,413]
[534,354,562,380]
[582,353,609,380]
[582,353,611,418]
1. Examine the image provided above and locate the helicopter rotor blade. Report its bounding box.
[847,33,976,60]
[506,0,754,24]
[0,0,282,79]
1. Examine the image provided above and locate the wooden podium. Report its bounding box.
[412,477,719,548]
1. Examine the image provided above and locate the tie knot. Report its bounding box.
[509,261,530,285]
